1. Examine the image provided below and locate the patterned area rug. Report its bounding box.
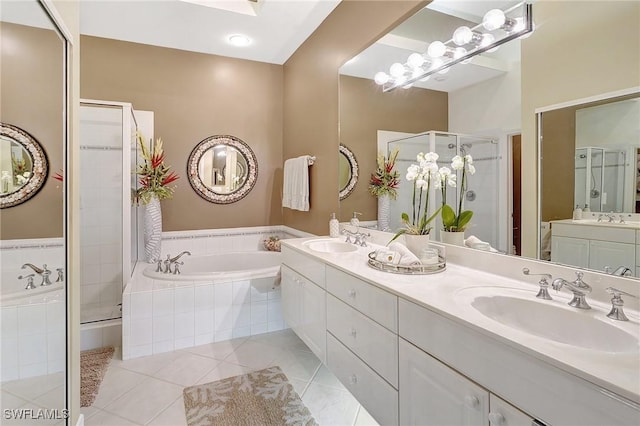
[80,347,114,407]
[183,366,318,426]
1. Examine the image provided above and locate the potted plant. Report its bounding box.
[135,133,179,262]
[440,154,475,245]
[390,152,442,255]
[368,149,400,231]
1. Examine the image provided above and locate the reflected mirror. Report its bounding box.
[1,0,68,420]
[0,123,49,208]
[338,0,640,279]
[339,144,358,200]
[188,135,258,204]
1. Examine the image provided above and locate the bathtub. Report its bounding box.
[1,268,64,306]
[143,251,282,281]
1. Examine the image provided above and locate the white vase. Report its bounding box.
[377,194,391,232]
[441,230,465,246]
[144,195,162,262]
[403,234,431,257]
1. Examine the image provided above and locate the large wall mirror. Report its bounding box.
[0,0,69,420]
[338,0,640,279]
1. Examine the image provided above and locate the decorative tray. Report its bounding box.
[366,243,446,275]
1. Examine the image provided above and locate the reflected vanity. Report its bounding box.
[187,134,258,204]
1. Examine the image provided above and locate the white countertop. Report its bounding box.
[552,218,640,230]
[282,237,640,405]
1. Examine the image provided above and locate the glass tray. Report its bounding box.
[366,244,446,275]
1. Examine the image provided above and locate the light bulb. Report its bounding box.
[374,72,389,85]
[452,26,473,46]
[483,9,506,31]
[427,41,446,58]
[389,62,406,78]
[407,53,425,69]
[227,34,251,47]
[480,33,495,48]
[453,47,467,60]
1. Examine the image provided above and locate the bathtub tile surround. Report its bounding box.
[0,238,65,382]
[121,226,308,360]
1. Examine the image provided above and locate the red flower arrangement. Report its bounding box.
[368,149,400,199]
[135,133,179,204]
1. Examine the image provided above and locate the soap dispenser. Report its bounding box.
[350,212,362,228]
[329,213,340,238]
[583,204,591,213]
[573,204,582,220]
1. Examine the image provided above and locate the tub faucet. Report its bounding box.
[604,266,632,277]
[552,271,592,309]
[19,274,36,290]
[21,263,52,286]
[163,251,191,274]
[169,251,191,263]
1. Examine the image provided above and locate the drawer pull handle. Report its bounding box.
[464,395,479,409]
[350,328,357,338]
[348,289,356,298]
[488,412,505,425]
[349,374,358,385]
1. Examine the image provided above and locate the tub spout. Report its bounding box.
[169,251,191,263]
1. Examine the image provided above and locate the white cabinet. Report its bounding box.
[551,236,589,268]
[399,338,489,426]
[589,240,635,273]
[489,394,534,426]
[280,264,326,362]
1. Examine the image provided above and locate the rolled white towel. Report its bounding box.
[464,235,498,252]
[388,242,422,266]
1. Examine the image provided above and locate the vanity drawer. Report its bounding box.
[325,266,398,332]
[327,294,398,388]
[327,333,398,426]
[282,246,326,287]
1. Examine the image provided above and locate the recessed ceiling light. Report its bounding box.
[227,34,251,47]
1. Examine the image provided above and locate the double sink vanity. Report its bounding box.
[281,236,640,426]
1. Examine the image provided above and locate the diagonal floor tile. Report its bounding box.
[111,351,183,376]
[91,366,149,409]
[83,408,141,426]
[152,352,220,387]
[302,381,360,426]
[195,361,253,385]
[180,337,247,361]
[146,395,187,426]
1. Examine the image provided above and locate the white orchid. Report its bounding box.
[451,155,464,170]
[464,154,473,165]
[406,164,420,181]
[468,164,476,175]
[423,152,439,163]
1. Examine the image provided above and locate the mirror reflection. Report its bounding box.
[0,0,68,419]
[338,144,358,201]
[187,135,258,204]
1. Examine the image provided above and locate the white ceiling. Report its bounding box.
[79,0,341,65]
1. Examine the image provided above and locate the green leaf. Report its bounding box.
[388,228,407,244]
[441,204,456,227]
[457,210,473,230]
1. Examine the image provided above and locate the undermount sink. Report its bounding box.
[457,287,639,353]
[303,239,358,254]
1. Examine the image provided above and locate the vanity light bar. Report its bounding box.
[380,2,533,92]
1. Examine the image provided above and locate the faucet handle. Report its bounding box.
[55,268,64,282]
[605,287,637,321]
[19,274,36,290]
[522,268,553,300]
[522,268,552,279]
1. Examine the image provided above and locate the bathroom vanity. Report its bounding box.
[281,237,640,426]
[551,219,640,277]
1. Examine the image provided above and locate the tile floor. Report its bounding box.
[0,329,378,425]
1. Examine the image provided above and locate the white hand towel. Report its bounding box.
[282,156,310,211]
[464,235,499,252]
[388,242,422,266]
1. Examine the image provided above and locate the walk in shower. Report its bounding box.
[574,147,626,213]
[79,101,138,325]
[388,131,500,249]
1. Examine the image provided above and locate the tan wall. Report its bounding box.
[540,107,576,222]
[521,0,640,257]
[0,23,64,239]
[80,36,284,231]
[338,74,448,222]
[283,0,429,235]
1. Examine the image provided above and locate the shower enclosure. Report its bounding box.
[574,147,625,213]
[79,100,138,325]
[388,131,500,249]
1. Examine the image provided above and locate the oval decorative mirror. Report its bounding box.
[187,135,258,204]
[0,123,49,208]
[339,143,358,200]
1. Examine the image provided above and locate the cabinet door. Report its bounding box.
[589,240,635,274]
[300,279,326,362]
[399,339,488,426]
[489,394,533,426]
[281,265,300,332]
[551,236,589,268]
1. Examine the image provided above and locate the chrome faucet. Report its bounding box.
[551,271,592,309]
[522,268,553,300]
[341,229,370,247]
[21,263,52,286]
[163,251,191,274]
[19,274,36,290]
[605,287,637,321]
[604,266,632,277]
